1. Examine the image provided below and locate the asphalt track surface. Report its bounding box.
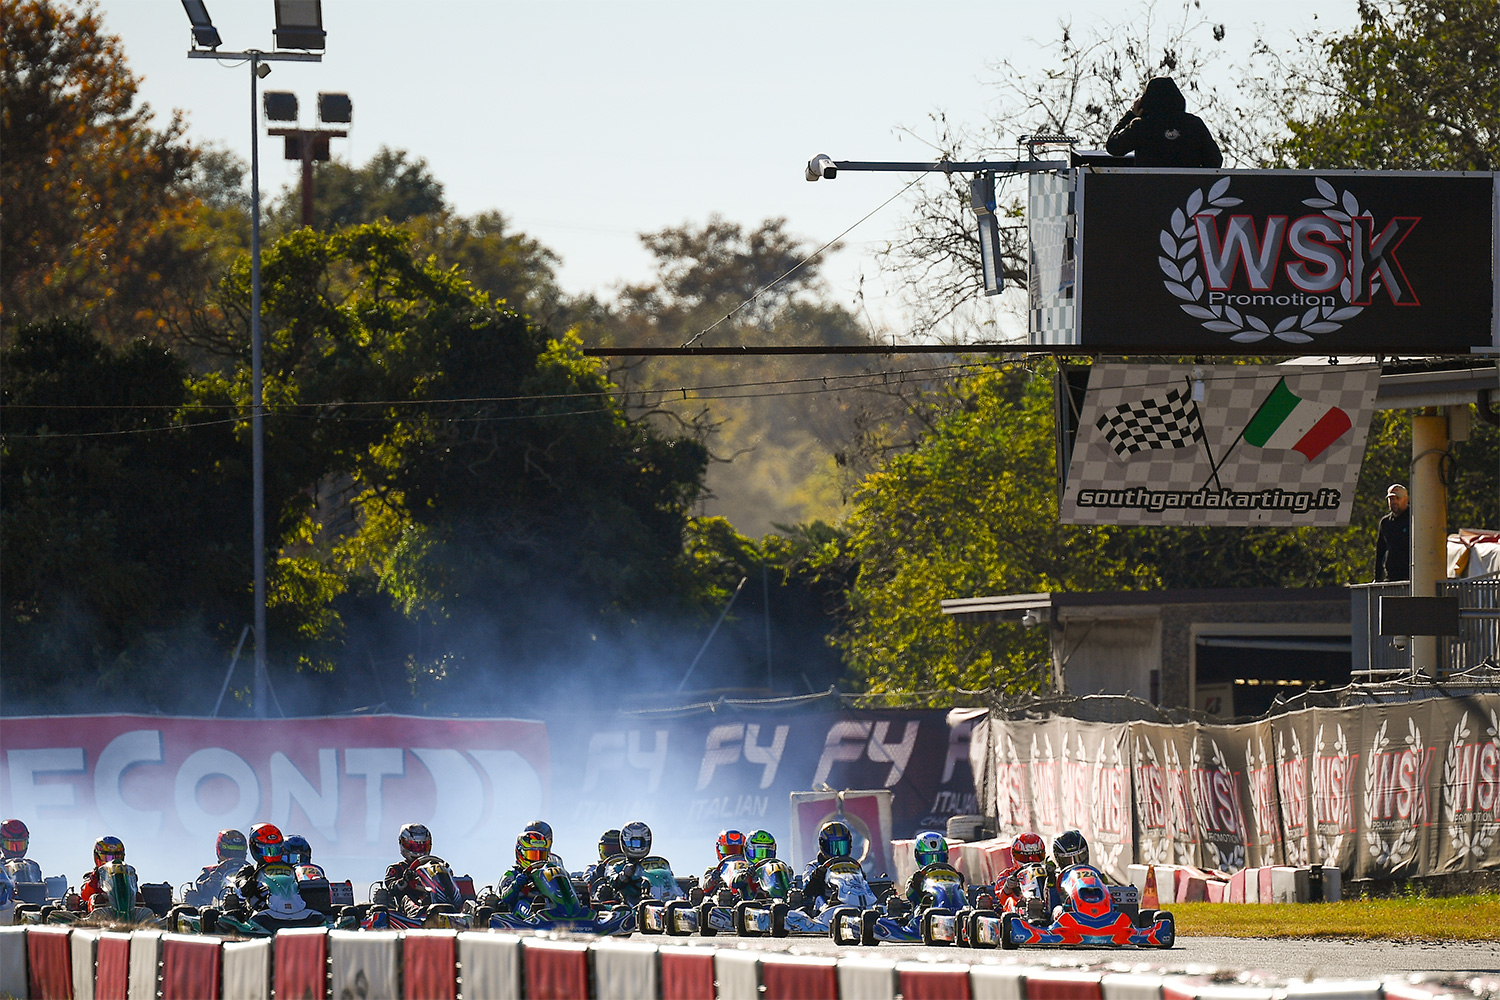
[639,934,1500,976]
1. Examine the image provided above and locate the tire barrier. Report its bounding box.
[2,924,1497,1000]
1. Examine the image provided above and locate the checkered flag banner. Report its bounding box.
[1095,387,1203,457]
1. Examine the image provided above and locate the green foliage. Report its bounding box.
[1274,0,1500,170]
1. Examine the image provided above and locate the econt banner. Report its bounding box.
[0,715,550,886]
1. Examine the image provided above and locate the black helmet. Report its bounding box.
[1052,829,1090,869]
[818,820,852,859]
[598,828,622,861]
[215,829,248,863]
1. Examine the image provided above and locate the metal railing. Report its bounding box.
[1351,574,1500,681]
[1439,572,1500,670]
[1349,581,1412,680]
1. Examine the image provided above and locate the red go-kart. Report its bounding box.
[990,864,1174,949]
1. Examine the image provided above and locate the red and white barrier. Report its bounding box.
[1025,966,1106,1000]
[159,933,220,1000]
[27,925,73,1000]
[94,932,131,1000]
[402,929,458,1000]
[761,953,840,1000]
[836,955,898,1000]
[521,938,589,1000]
[126,929,161,1000]
[659,944,716,1000]
[271,927,328,1000]
[714,947,762,1000]
[590,938,660,999]
[1283,980,1384,1000]
[69,928,97,1000]
[969,962,1027,1000]
[220,937,270,1000]
[898,959,973,1000]
[330,928,399,999]
[0,926,28,1000]
[1102,971,1168,1000]
[457,931,522,1000]
[1163,978,1284,1000]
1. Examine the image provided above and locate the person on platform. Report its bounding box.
[1106,77,1223,168]
[1375,484,1411,582]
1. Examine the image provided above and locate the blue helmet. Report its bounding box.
[915,831,948,866]
[282,835,312,866]
[818,821,852,859]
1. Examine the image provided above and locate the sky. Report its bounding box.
[97,0,1361,337]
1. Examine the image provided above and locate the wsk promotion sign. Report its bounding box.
[1060,363,1380,526]
[970,695,1500,883]
[1030,168,1497,353]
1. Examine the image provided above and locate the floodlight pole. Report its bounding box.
[189,47,320,717]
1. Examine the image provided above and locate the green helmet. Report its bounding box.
[746,829,777,862]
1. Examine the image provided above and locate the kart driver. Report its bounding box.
[991,831,1047,909]
[77,836,129,912]
[1052,829,1090,872]
[700,829,747,895]
[799,820,862,910]
[383,822,434,915]
[494,830,553,914]
[523,820,566,867]
[230,822,289,913]
[745,830,777,863]
[592,820,661,907]
[1,819,42,883]
[583,828,622,894]
[903,832,963,908]
[184,829,248,906]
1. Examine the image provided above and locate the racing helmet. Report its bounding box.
[93,835,125,868]
[524,820,553,843]
[620,821,652,861]
[1,819,29,859]
[1052,829,1090,869]
[716,829,746,861]
[746,829,777,862]
[215,829,248,864]
[818,820,852,859]
[914,831,949,866]
[1011,831,1046,866]
[283,835,312,866]
[398,822,432,861]
[598,829,622,861]
[249,823,284,864]
[516,830,550,866]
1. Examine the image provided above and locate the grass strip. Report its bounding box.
[1171,895,1500,941]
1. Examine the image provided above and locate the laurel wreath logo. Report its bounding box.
[1442,710,1500,861]
[1363,717,1422,871]
[1136,736,1172,866]
[1158,176,1368,343]
[1275,727,1309,867]
[1312,723,1349,866]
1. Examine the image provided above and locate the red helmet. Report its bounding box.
[1,819,29,859]
[398,823,432,862]
[716,829,746,861]
[249,823,284,864]
[1011,831,1046,866]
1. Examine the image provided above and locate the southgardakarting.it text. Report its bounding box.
[1075,487,1341,513]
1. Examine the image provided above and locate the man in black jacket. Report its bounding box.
[1106,77,1223,167]
[1375,484,1411,582]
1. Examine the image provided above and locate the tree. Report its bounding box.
[0,0,218,342]
[1263,0,1499,170]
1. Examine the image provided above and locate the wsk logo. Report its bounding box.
[1159,177,1419,345]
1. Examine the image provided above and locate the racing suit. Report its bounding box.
[495,862,547,914]
[904,862,964,907]
[229,862,272,913]
[799,853,865,911]
[185,858,242,907]
[78,864,140,913]
[701,856,746,895]
[384,857,428,916]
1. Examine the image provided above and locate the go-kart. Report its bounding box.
[173,863,330,936]
[697,857,797,937]
[360,856,471,930]
[593,855,690,934]
[833,863,976,946]
[985,864,1173,949]
[778,858,884,938]
[481,861,632,935]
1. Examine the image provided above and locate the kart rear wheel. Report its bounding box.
[199,907,220,935]
[1000,912,1020,950]
[636,901,657,935]
[1135,907,1156,928]
[733,900,760,937]
[920,908,952,947]
[829,906,859,946]
[663,900,690,936]
[969,909,999,950]
[771,902,788,938]
[698,902,717,937]
[860,908,878,947]
[1154,911,1175,948]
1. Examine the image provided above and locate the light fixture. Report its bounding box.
[263,91,299,122]
[971,172,1004,296]
[318,92,353,124]
[180,0,222,48]
[273,0,325,51]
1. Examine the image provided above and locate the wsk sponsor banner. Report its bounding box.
[967,716,1133,882]
[550,709,978,862]
[0,715,550,882]
[1073,169,1496,353]
[972,695,1500,878]
[1061,364,1379,527]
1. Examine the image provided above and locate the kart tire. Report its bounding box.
[829,906,859,946]
[861,908,878,947]
[1000,912,1020,950]
[664,900,689,937]
[921,908,953,947]
[689,886,704,906]
[1154,911,1175,948]
[698,902,718,937]
[473,906,494,927]
[733,900,759,937]
[636,901,658,935]
[771,902,788,938]
[199,907,220,935]
[1136,907,1156,928]
[969,909,999,950]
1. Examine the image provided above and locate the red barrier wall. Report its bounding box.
[27,926,73,1000]
[403,931,458,1000]
[900,965,973,1000]
[96,934,132,1000]
[274,928,330,1000]
[660,947,716,1000]
[761,956,839,1000]
[1026,969,1106,1000]
[524,940,591,1000]
[161,936,222,1000]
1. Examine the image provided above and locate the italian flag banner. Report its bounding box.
[1242,377,1353,461]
